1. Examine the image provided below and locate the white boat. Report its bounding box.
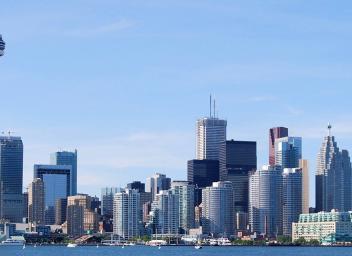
[67,243,77,248]
[1,237,25,246]
[195,245,202,249]
[146,240,167,247]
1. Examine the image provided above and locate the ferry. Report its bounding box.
[1,237,25,246]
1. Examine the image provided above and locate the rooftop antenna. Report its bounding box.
[328,123,332,137]
[213,98,216,118]
[209,94,212,118]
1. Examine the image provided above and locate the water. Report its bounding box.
[1,245,352,256]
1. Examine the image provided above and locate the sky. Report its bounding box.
[1,0,352,207]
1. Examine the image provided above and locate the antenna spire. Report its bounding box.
[209,94,212,118]
[328,123,332,137]
[213,98,216,118]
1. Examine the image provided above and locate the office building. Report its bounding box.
[219,140,256,213]
[55,198,67,225]
[269,127,288,165]
[201,181,234,237]
[0,34,5,56]
[282,168,302,237]
[249,165,283,237]
[23,192,28,221]
[275,136,302,168]
[34,164,72,224]
[28,178,45,225]
[67,194,99,235]
[292,210,352,244]
[145,173,171,200]
[171,181,195,233]
[187,159,219,206]
[0,136,24,222]
[300,159,309,214]
[127,181,145,192]
[51,150,78,195]
[113,189,141,239]
[101,187,121,218]
[148,190,179,235]
[316,125,352,212]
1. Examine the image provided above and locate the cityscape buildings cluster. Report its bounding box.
[0,100,352,244]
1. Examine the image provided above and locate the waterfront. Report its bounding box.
[1,246,352,256]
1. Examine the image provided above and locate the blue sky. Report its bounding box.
[1,1,352,206]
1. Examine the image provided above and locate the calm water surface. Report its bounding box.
[1,246,352,256]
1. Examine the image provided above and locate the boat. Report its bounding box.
[146,240,167,247]
[195,244,202,249]
[1,237,25,246]
[67,243,77,248]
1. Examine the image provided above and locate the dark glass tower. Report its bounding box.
[0,136,24,222]
[269,127,288,165]
[127,181,145,192]
[51,150,78,195]
[219,140,257,212]
[0,34,5,56]
[187,159,219,205]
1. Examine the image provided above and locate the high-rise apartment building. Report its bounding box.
[0,136,24,222]
[282,168,302,237]
[201,181,234,237]
[34,164,72,224]
[171,181,195,233]
[219,140,256,213]
[148,190,179,235]
[145,173,171,200]
[249,165,283,237]
[269,127,288,165]
[275,136,302,168]
[113,189,141,239]
[28,178,45,225]
[51,150,78,195]
[299,159,309,214]
[101,187,121,218]
[316,125,352,212]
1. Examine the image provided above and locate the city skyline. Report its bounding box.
[1,1,352,207]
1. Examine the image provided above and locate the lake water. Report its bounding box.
[1,245,352,256]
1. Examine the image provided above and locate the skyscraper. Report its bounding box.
[0,135,24,222]
[34,164,72,224]
[201,181,234,237]
[316,125,352,212]
[28,178,45,225]
[219,140,257,213]
[55,198,67,225]
[299,159,309,214]
[269,127,288,165]
[113,189,141,239]
[171,181,195,233]
[282,168,302,237]
[148,190,179,235]
[101,187,121,218]
[249,165,283,237]
[127,181,145,192]
[275,136,302,168]
[145,173,171,200]
[51,150,78,195]
[187,159,219,205]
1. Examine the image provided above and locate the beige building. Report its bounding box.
[299,159,309,214]
[28,178,45,225]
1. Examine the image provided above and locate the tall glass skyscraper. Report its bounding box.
[219,140,257,213]
[316,125,352,212]
[275,136,302,168]
[0,136,24,222]
[51,150,78,195]
[269,127,288,165]
[34,164,72,224]
[101,187,121,218]
[145,173,171,201]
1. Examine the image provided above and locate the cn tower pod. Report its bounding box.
[0,35,5,56]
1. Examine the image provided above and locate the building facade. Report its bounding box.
[51,150,78,195]
[201,181,234,237]
[0,136,24,222]
[300,159,310,214]
[101,187,121,218]
[55,198,67,225]
[249,165,283,237]
[219,140,256,213]
[28,178,45,225]
[275,136,302,168]
[292,210,352,243]
[113,189,140,239]
[269,127,288,165]
[145,173,171,200]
